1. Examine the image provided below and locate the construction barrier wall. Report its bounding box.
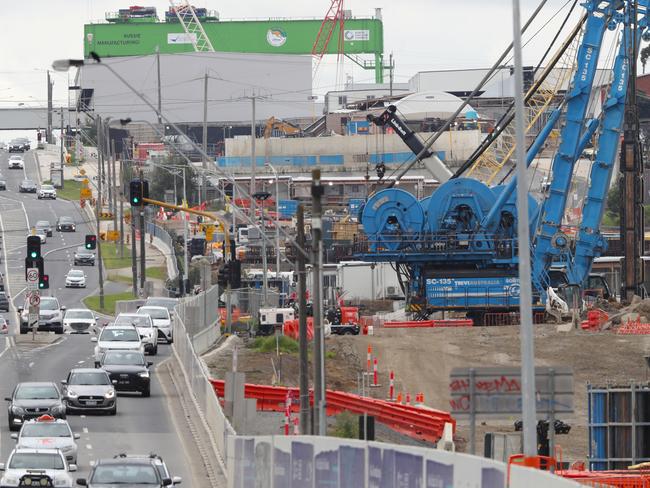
[226,435,581,488]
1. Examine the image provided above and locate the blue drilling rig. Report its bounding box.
[357,0,650,324]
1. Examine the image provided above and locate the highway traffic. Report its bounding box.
[0,149,206,486]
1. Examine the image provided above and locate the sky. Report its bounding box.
[0,0,582,112]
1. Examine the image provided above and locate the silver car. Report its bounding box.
[137,306,173,344]
[12,416,79,464]
[61,369,116,415]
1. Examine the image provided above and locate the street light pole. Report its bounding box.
[182,167,189,296]
[267,163,281,281]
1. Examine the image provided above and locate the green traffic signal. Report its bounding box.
[30,251,37,258]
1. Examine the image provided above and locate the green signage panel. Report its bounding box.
[84,19,383,58]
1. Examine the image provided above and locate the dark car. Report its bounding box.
[0,291,9,312]
[19,179,37,193]
[5,382,66,431]
[98,350,152,397]
[35,220,53,237]
[56,216,76,232]
[62,368,116,415]
[0,177,6,190]
[74,246,95,266]
[76,457,176,487]
[8,140,24,153]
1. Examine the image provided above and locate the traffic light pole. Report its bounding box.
[139,174,146,294]
[96,117,105,310]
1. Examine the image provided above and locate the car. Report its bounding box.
[5,382,66,431]
[0,291,9,312]
[114,313,157,355]
[63,309,96,334]
[11,415,80,464]
[74,246,95,266]
[143,297,178,312]
[27,229,47,244]
[0,317,8,333]
[97,350,152,397]
[56,216,76,232]
[92,325,144,363]
[65,269,86,288]
[61,368,116,415]
[137,305,173,344]
[76,456,176,487]
[18,179,37,192]
[18,296,65,334]
[8,157,24,169]
[37,184,57,200]
[15,138,30,151]
[8,140,24,153]
[0,177,6,190]
[0,448,75,487]
[35,220,53,237]
[111,454,181,486]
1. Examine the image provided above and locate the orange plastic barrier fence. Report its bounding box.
[209,379,455,443]
[383,319,473,328]
[561,470,650,487]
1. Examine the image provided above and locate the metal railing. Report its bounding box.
[146,222,179,280]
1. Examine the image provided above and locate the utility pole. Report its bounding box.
[139,171,147,293]
[59,109,64,170]
[296,205,310,434]
[182,168,190,296]
[119,156,125,260]
[389,53,394,97]
[105,124,113,214]
[156,46,163,127]
[249,95,267,304]
[202,71,208,204]
[311,169,326,435]
[96,117,105,310]
[47,71,53,145]
[111,140,119,248]
[621,3,645,301]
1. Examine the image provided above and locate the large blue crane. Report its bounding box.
[357,0,650,323]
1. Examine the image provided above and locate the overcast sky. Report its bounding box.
[0,0,582,109]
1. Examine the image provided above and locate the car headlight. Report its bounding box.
[105,389,115,399]
[11,405,24,414]
[138,371,150,378]
[67,390,78,399]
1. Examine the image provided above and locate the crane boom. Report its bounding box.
[168,0,215,52]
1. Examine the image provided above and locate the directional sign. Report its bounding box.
[106,230,120,241]
[26,268,39,291]
[80,188,92,199]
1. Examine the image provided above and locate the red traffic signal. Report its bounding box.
[39,274,49,289]
[85,234,97,250]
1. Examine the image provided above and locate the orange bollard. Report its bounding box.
[396,392,403,404]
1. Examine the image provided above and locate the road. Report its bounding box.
[0,150,207,484]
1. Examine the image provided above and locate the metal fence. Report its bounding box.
[172,284,235,477]
[232,288,281,316]
[146,221,179,279]
[177,284,221,337]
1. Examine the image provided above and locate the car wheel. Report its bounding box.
[152,345,158,356]
[142,387,150,398]
[110,405,117,415]
[20,328,28,334]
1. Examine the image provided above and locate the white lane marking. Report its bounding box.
[86,444,92,450]
[80,415,86,419]
[28,362,34,368]
[77,360,85,364]
[82,427,88,434]
[0,338,11,361]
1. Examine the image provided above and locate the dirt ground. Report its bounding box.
[204,325,650,462]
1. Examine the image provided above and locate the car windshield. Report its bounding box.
[138,308,169,320]
[36,221,49,228]
[65,310,93,319]
[15,385,59,400]
[144,298,177,311]
[21,423,71,438]
[40,299,58,311]
[59,217,73,223]
[102,351,145,366]
[9,155,22,160]
[90,464,159,484]
[22,180,34,186]
[41,185,54,191]
[68,270,84,278]
[115,315,151,328]
[69,372,110,385]
[76,247,92,254]
[100,328,139,342]
[9,453,64,470]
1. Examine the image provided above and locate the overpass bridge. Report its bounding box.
[0,107,76,130]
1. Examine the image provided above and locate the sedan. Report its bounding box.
[0,177,6,190]
[56,216,76,232]
[18,179,37,193]
[38,184,57,200]
[5,382,66,431]
[35,220,52,237]
[65,269,86,288]
[8,157,24,169]
[12,416,80,464]
[63,309,96,334]
[98,350,152,397]
[61,368,116,415]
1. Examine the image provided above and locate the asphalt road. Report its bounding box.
[0,150,206,485]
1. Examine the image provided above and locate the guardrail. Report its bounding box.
[209,379,455,444]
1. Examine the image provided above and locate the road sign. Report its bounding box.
[449,366,574,418]
[80,188,92,199]
[79,168,86,176]
[106,230,120,241]
[28,293,40,307]
[26,267,39,290]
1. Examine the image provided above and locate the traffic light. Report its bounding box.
[85,234,97,250]
[217,262,231,288]
[27,236,41,259]
[129,180,150,206]
[229,259,242,289]
[39,274,49,290]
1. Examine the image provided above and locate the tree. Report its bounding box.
[642,45,650,73]
[606,180,622,216]
[149,155,199,206]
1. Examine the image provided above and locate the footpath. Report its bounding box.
[34,145,172,314]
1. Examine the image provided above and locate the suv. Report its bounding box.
[19,296,65,334]
[38,184,57,200]
[74,246,95,266]
[0,448,75,487]
[112,454,181,485]
[98,350,152,397]
[12,415,80,464]
[137,306,173,344]
[8,140,24,153]
[114,313,157,355]
[77,456,175,486]
[8,156,24,169]
[92,325,144,363]
[5,382,66,431]
[56,216,76,232]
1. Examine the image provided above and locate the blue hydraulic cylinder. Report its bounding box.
[572,7,650,284]
[532,1,615,289]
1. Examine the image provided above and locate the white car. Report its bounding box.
[7,155,24,169]
[18,296,65,334]
[92,325,144,363]
[0,447,76,487]
[12,415,80,464]
[137,305,173,344]
[63,309,96,334]
[64,269,86,288]
[37,184,57,200]
[114,313,158,355]
[27,230,46,244]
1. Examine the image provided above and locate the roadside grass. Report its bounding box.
[251,335,299,354]
[53,180,82,201]
[100,242,133,269]
[83,290,135,315]
[106,266,167,284]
